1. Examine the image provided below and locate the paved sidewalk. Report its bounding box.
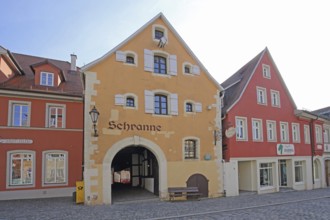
[1,188,330,220]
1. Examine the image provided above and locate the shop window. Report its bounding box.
[295,161,304,183]
[7,151,35,187]
[259,163,273,187]
[43,151,67,185]
[8,100,31,127]
[46,104,65,128]
[40,71,54,86]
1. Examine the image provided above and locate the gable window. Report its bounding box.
[315,125,322,144]
[292,123,300,143]
[267,120,277,142]
[43,151,67,185]
[280,122,289,142]
[154,56,167,74]
[186,103,193,112]
[154,94,168,115]
[47,104,65,128]
[236,117,248,141]
[252,119,263,141]
[257,87,267,105]
[184,65,191,74]
[304,125,311,144]
[126,97,135,107]
[184,139,198,159]
[271,90,280,107]
[262,64,271,79]
[9,101,31,127]
[40,72,54,86]
[8,151,35,187]
[155,30,164,40]
[126,56,134,64]
[259,163,273,187]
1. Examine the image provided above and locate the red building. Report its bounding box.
[0,46,83,200]
[221,48,326,196]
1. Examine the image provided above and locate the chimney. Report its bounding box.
[70,54,77,71]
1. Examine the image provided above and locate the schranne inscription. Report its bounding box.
[109,121,161,131]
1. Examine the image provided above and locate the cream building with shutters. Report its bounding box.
[82,13,224,205]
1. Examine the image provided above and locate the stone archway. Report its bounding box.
[102,136,167,204]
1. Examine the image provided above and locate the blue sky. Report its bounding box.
[1,0,329,110]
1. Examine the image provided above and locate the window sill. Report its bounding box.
[152,73,172,78]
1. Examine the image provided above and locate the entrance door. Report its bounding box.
[186,174,208,197]
[279,160,287,187]
[326,160,330,187]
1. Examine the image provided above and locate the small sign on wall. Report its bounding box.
[277,144,295,155]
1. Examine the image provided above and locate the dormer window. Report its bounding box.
[40,72,54,86]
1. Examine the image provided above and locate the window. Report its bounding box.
[295,161,304,183]
[126,56,134,64]
[186,103,193,112]
[184,65,191,74]
[155,30,164,40]
[267,120,277,142]
[9,101,31,127]
[271,90,280,107]
[262,64,271,78]
[236,117,248,140]
[154,94,168,115]
[44,152,67,185]
[183,62,200,75]
[280,122,289,142]
[304,125,310,144]
[292,123,300,143]
[47,104,65,128]
[315,125,322,144]
[8,151,34,186]
[252,119,263,141]
[314,160,320,180]
[184,139,197,159]
[40,72,54,86]
[126,97,135,107]
[260,163,273,187]
[154,56,167,74]
[324,126,330,143]
[257,87,267,105]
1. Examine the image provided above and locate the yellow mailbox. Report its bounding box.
[76,181,84,204]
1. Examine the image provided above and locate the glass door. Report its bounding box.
[279,160,287,186]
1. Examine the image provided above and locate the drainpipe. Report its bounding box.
[309,116,318,185]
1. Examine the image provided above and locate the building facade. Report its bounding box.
[82,13,223,205]
[0,47,83,200]
[221,48,326,196]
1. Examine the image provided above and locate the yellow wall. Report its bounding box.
[84,16,223,205]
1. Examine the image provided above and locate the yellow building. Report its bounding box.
[82,13,224,205]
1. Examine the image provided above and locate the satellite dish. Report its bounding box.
[158,36,167,48]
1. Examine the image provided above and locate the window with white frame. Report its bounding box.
[259,163,273,187]
[270,90,280,107]
[252,118,263,141]
[182,62,200,75]
[266,120,277,142]
[324,126,330,143]
[280,122,289,142]
[46,104,65,128]
[144,90,178,116]
[152,24,168,41]
[184,101,202,113]
[9,101,31,127]
[304,125,311,144]
[144,49,177,76]
[295,161,304,183]
[262,64,271,78]
[43,151,67,185]
[40,71,54,86]
[292,123,300,143]
[8,151,35,187]
[257,87,267,105]
[115,93,138,110]
[236,117,248,140]
[115,51,138,66]
[315,125,322,144]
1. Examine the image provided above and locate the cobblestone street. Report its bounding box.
[1,188,330,220]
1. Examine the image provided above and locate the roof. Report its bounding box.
[0,50,83,97]
[312,106,330,119]
[82,12,223,91]
[221,47,296,113]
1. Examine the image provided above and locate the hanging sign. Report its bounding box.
[0,139,33,144]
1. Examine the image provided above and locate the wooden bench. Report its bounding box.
[168,187,201,201]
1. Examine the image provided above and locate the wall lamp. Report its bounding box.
[89,106,100,137]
